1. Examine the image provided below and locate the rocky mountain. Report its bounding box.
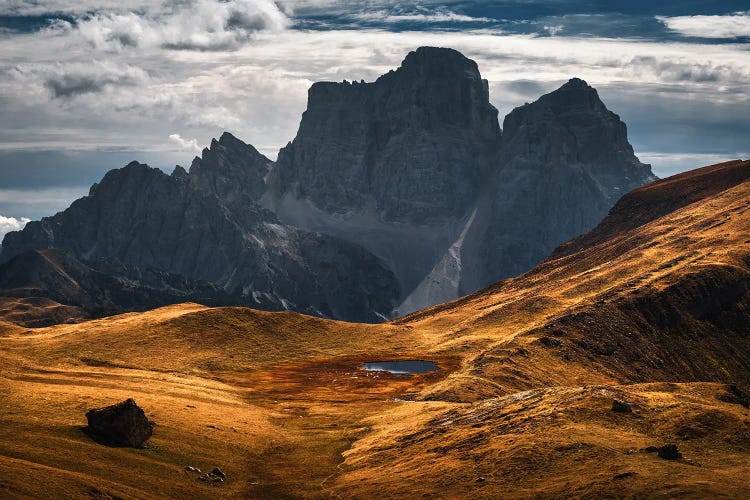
[189,132,273,203]
[0,46,656,322]
[453,77,657,298]
[0,158,399,323]
[264,47,655,314]
[269,47,500,224]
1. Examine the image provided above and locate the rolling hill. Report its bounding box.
[0,159,748,498]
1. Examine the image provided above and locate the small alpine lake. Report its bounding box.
[362,360,440,375]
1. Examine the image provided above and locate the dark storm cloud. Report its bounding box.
[45,73,120,98]
[26,62,150,99]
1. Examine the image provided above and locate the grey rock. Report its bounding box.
[265,49,655,315]
[612,400,633,413]
[0,248,241,326]
[190,132,272,203]
[657,444,682,460]
[85,398,154,447]
[459,78,657,295]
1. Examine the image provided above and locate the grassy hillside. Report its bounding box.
[0,160,749,498]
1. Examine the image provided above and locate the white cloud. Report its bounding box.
[354,10,493,24]
[0,215,31,239]
[639,151,750,178]
[71,0,290,52]
[169,133,201,154]
[657,12,750,39]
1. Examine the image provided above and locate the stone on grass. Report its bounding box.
[85,398,154,447]
[612,400,633,413]
[657,444,682,460]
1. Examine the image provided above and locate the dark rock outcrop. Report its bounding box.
[85,399,154,447]
[612,400,633,413]
[0,248,239,324]
[190,132,273,203]
[458,78,656,295]
[657,444,682,460]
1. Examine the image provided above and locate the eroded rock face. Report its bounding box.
[0,248,239,323]
[271,46,500,225]
[190,132,273,203]
[457,78,657,296]
[85,399,154,447]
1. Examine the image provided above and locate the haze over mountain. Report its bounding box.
[0,47,656,322]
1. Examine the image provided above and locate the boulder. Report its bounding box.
[657,444,682,460]
[612,400,633,413]
[85,399,154,447]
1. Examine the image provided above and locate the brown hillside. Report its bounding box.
[0,160,749,498]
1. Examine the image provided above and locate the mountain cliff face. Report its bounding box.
[455,78,657,296]
[1,158,399,323]
[0,248,240,325]
[265,48,655,314]
[190,132,273,203]
[1,46,657,322]
[271,47,500,224]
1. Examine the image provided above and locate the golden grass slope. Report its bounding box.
[0,160,749,498]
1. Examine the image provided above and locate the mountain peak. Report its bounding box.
[277,46,499,226]
[561,77,591,90]
[542,77,605,113]
[123,160,148,170]
[189,133,272,202]
[218,131,242,147]
[396,46,481,80]
[171,165,188,181]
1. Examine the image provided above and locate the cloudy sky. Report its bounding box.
[1,0,749,234]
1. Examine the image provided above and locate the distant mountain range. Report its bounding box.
[0,46,656,324]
